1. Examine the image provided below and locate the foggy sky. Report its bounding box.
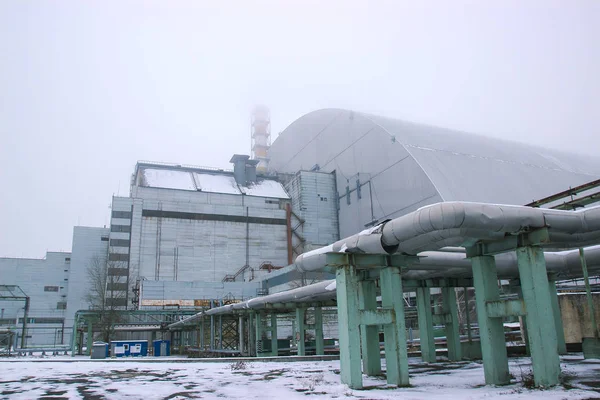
[1,1,599,258]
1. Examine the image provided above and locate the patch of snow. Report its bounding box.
[142,168,196,191]
[240,179,290,199]
[303,244,334,258]
[0,355,598,399]
[194,172,241,195]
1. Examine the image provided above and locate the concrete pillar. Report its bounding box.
[248,313,255,356]
[336,265,363,389]
[359,280,381,376]
[255,312,264,356]
[416,286,436,363]
[442,287,462,361]
[471,255,510,385]
[210,305,215,350]
[516,245,560,387]
[200,318,205,349]
[548,279,567,355]
[314,307,325,356]
[270,313,278,357]
[295,307,306,356]
[380,266,410,386]
[239,316,245,355]
[86,321,93,356]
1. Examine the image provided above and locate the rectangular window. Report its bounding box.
[110,239,130,247]
[112,210,132,219]
[101,236,109,241]
[64,257,71,263]
[0,318,16,325]
[111,224,131,233]
[107,267,129,276]
[109,253,129,262]
[44,286,59,292]
[56,302,67,310]
[106,282,128,291]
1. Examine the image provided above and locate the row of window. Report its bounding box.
[111,224,131,233]
[18,317,64,324]
[108,253,129,262]
[110,239,130,247]
[112,210,132,219]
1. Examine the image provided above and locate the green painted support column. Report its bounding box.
[514,286,531,356]
[464,287,472,342]
[70,315,79,357]
[580,248,599,338]
[548,279,567,355]
[359,280,382,376]
[336,265,363,389]
[380,267,410,387]
[86,321,93,356]
[516,245,560,387]
[314,307,325,356]
[471,255,510,385]
[255,311,264,356]
[239,316,245,355]
[248,312,255,356]
[442,287,462,361]
[270,313,278,357]
[416,287,436,363]
[296,307,306,356]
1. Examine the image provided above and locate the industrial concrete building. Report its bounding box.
[3,108,600,363]
[0,252,71,347]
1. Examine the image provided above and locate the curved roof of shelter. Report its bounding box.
[269,108,600,206]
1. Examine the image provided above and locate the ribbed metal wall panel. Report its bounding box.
[285,171,339,250]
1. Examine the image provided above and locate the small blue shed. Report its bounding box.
[110,340,148,357]
[153,340,171,356]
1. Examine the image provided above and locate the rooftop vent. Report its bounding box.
[229,154,260,186]
[230,154,250,186]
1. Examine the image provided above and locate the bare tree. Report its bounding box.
[85,255,126,343]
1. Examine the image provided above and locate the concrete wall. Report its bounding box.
[0,252,71,347]
[559,293,600,343]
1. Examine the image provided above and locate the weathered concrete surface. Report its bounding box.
[559,293,600,343]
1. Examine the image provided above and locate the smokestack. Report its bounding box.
[245,159,259,184]
[230,154,250,186]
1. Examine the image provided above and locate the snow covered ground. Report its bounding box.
[0,354,599,399]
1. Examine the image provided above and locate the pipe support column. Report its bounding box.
[314,307,325,355]
[359,280,381,376]
[380,266,409,386]
[336,265,363,389]
[471,255,510,385]
[516,245,560,387]
[548,279,567,355]
[442,287,462,361]
[295,308,306,356]
[416,287,436,363]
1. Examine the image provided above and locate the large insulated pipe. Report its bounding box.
[168,244,600,327]
[295,202,600,272]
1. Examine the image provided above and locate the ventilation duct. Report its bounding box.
[230,154,250,186]
[245,159,259,184]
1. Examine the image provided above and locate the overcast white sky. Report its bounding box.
[1,1,599,258]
